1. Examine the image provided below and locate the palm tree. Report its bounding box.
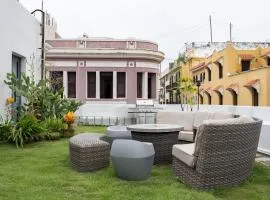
[178,77,197,111]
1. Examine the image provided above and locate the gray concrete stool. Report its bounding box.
[106,125,131,145]
[69,133,110,172]
[110,139,155,181]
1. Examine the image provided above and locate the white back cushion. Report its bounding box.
[156,111,194,131]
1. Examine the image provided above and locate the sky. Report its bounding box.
[20,0,270,71]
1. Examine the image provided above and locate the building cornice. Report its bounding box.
[46,48,165,63]
[46,38,158,45]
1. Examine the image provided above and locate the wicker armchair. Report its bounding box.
[172,117,262,189]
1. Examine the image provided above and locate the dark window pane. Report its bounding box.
[207,93,211,104]
[87,72,96,98]
[68,72,76,98]
[241,60,250,71]
[117,72,126,98]
[232,91,238,106]
[207,68,211,81]
[218,63,223,79]
[267,58,270,66]
[218,93,223,105]
[252,88,259,106]
[100,72,113,99]
[137,72,142,98]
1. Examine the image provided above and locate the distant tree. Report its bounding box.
[175,52,186,66]
[178,77,197,111]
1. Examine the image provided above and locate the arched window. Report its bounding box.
[231,90,238,106]
[251,88,259,106]
[199,94,203,104]
[205,93,211,105]
[216,92,223,105]
[207,67,211,81]
[218,63,223,79]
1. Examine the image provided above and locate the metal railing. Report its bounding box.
[77,114,157,126]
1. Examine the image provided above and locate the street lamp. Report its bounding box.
[31,9,45,80]
[196,77,202,111]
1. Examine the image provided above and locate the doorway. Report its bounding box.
[100,72,113,98]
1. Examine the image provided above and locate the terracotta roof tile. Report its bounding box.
[203,87,211,94]
[239,54,254,60]
[226,83,239,94]
[213,56,223,63]
[191,62,205,72]
[262,51,270,57]
[214,85,223,92]
[244,79,260,87]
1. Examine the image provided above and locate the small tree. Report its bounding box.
[178,77,197,111]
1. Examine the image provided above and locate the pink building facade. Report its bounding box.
[45,37,164,104]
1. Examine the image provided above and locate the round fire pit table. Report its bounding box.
[127,124,183,164]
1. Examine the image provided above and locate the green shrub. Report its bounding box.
[45,132,61,140]
[0,124,12,143]
[9,115,45,148]
[43,118,66,133]
[4,73,83,120]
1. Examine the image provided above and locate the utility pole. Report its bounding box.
[209,15,213,43]
[230,22,232,42]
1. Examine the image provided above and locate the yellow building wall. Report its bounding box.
[184,43,270,106]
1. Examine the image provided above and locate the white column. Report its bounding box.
[156,74,159,100]
[63,71,68,97]
[142,72,148,99]
[96,71,100,99]
[113,71,117,99]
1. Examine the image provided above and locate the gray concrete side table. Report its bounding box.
[105,126,131,145]
[110,139,155,181]
[127,124,184,164]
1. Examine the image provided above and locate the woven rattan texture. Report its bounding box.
[132,131,178,164]
[69,135,110,172]
[172,118,262,189]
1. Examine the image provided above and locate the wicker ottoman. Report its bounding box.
[69,133,110,172]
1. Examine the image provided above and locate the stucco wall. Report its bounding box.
[0,0,41,116]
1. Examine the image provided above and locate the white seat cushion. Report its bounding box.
[172,143,196,168]
[178,131,194,142]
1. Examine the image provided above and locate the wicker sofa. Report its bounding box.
[156,111,235,142]
[172,117,262,189]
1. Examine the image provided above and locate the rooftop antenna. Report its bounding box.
[230,22,232,42]
[209,15,213,43]
[41,0,44,10]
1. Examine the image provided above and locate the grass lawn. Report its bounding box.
[0,126,270,200]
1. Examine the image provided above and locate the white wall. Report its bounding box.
[0,0,41,116]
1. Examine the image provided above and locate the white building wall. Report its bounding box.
[0,0,41,116]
